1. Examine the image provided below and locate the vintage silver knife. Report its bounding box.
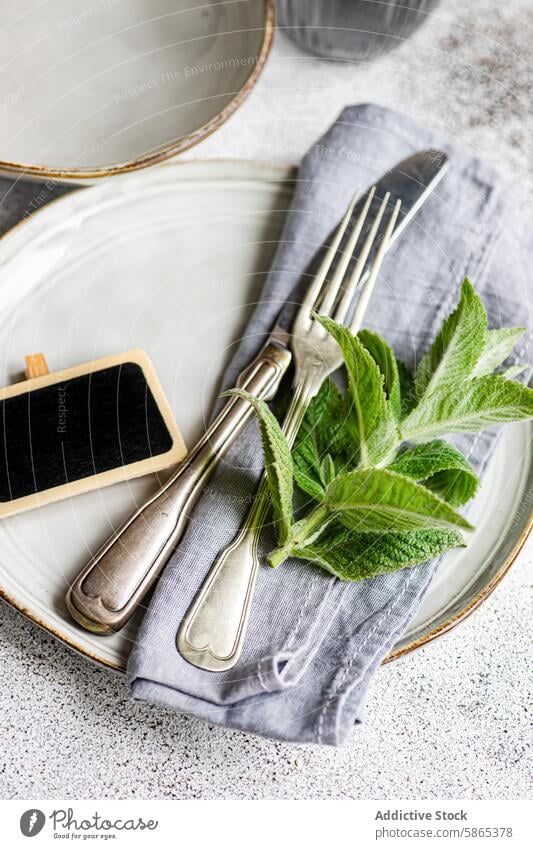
[67,327,292,633]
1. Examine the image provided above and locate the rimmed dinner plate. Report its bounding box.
[0,0,274,180]
[0,159,530,671]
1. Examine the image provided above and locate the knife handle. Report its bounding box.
[66,341,292,634]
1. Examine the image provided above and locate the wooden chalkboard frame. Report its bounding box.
[0,349,186,518]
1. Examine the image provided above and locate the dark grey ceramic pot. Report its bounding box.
[276,0,441,62]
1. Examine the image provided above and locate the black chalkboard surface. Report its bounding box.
[0,351,185,517]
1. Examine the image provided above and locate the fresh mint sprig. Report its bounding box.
[228,279,533,581]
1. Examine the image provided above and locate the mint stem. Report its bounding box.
[268,503,331,568]
[268,546,291,569]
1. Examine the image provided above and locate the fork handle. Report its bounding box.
[66,341,292,634]
[177,380,313,671]
[177,477,270,671]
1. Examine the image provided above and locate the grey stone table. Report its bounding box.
[0,0,531,799]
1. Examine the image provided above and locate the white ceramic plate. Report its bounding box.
[0,0,274,180]
[0,159,530,671]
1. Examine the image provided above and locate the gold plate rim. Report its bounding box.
[0,0,275,181]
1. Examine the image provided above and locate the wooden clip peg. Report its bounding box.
[25,353,50,380]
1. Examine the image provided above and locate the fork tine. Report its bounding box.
[350,198,402,333]
[332,191,391,325]
[298,191,358,323]
[317,186,376,317]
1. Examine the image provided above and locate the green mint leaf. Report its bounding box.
[414,278,487,399]
[472,327,525,377]
[387,440,479,506]
[421,469,478,509]
[224,389,293,543]
[397,358,418,416]
[293,439,327,502]
[317,315,399,465]
[289,525,465,581]
[292,379,354,502]
[401,374,533,441]
[358,329,401,419]
[320,454,337,486]
[325,468,473,533]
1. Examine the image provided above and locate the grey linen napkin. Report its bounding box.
[128,104,531,745]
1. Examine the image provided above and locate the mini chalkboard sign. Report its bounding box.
[0,350,186,518]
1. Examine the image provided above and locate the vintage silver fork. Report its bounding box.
[178,188,402,671]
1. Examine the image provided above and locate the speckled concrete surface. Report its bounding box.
[0,0,531,799]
